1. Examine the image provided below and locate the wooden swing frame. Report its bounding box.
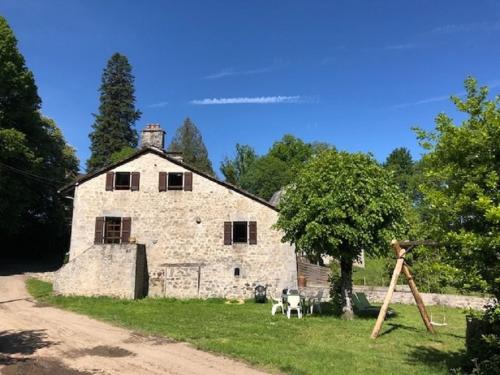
[370,239,437,339]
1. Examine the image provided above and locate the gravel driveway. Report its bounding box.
[0,273,267,375]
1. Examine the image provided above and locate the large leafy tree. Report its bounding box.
[276,150,407,319]
[168,117,214,175]
[0,16,78,259]
[416,77,500,298]
[87,53,141,172]
[220,144,257,185]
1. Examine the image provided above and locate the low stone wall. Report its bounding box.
[354,285,492,310]
[53,244,146,299]
[25,271,55,283]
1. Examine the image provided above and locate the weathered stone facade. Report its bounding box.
[64,149,297,299]
[54,244,146,299]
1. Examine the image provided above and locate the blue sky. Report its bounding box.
[2,1,500,174]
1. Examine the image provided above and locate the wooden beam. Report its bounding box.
[370,242,405,339]
[401,262,436,334]
[370,239,436,339]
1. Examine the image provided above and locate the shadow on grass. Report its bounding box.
[378,323,420,337]
[406,345,467,372]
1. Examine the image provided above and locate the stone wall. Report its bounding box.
[354,285,492,310]
[69,151,297,299]
[54,244,146,299]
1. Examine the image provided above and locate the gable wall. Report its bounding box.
[70,152,297,298]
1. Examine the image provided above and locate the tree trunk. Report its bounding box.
[340,255,354,320]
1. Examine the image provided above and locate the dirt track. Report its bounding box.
[0,273,268,375]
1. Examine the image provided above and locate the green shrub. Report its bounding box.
[465,302,500,374]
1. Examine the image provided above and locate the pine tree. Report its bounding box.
[87,53,141,172]
[168,118,214,175]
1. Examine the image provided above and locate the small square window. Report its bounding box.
[234,267,240,277]
[115,172,131,190]
[232,221,248,243]
[168,173,183,190]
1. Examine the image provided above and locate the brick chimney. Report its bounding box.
[140,123,165,149]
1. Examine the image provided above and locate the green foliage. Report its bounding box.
[110,146,136,164]
[221,134,334,199]
[384,147,416,198]
[168,117,214,175]
[415,76,500,299]
[240,155,292,200]
[465,303,500,374]
[276,150,408,260]
[27,278,467,375]
[276,150,408,317]
[87,53,141,172]
[0,17,78,259]
[220,144,257,185]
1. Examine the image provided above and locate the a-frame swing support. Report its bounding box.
[370,239,436,339]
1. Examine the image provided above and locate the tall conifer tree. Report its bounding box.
[168,118,214,175]
[87,53,141,171]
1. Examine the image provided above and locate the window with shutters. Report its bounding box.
[104,217,122,243]
[167,172,183,190]
[233,222,248,243]
[115,172,131,190]
[159,172,193,191]
[224,221,257,245]
[95,217,131,244]
[106,172,140,191]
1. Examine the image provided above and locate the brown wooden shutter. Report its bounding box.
[159,172,167,192]
[105,172,114,191]
[94,217,104,244]
[184,172,193,191]
[131,172,140,191]
[249,221,257,245]
[224,222,232,245]
[121,217,131,244]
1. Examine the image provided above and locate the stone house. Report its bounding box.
[55,124,297,299]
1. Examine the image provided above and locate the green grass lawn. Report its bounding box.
[27,279,467,375]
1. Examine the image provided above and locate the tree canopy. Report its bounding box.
[87,53,141,172]
[168,117,214,175]
[276,150,408,318]
[384,147,415,197]
[221,134,334,200]
[220,144,257,186]
[416,77,500,299]
[0,16,78,259]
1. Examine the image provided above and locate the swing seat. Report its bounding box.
[430,321,448,327]
[430,311,448,327]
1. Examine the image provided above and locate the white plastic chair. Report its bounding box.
[287,295,302,319]
[309,290,323,315]
[271,296,285,315]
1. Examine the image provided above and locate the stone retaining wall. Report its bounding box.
[53,244,146,299]
[353,285,491,310]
